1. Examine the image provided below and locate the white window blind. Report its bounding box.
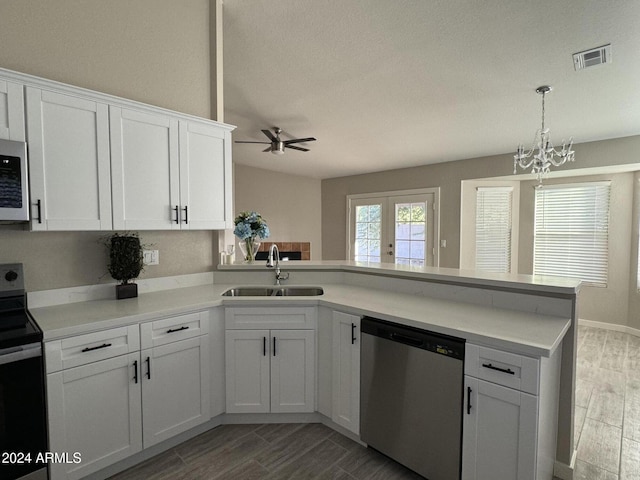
[475,187,513,273]
[534,182,611,286]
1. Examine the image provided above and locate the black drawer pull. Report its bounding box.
[273,337,277,356]
[183,205,188,224]
[482,363,515,375]
[351,323,357,344]
[35,199,42,224]
[263,336,266,356]
[133,360,138,384]
[167,326,189,334]
[467,387,472,414]
[81,343,112,353]
[146,356,151,379]
[173,205,179,224]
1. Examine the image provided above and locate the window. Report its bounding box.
[534,182,611,286]
[475,187,513,273]
[353,203,382,262]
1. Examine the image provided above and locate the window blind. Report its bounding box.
[475,187,513,273]
[534,182,611,286]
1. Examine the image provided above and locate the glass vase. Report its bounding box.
[238,239,260,263]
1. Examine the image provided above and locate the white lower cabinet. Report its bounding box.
[462,376,538,480]
[462,343,561,480]
[46,312,210,480]
[331,311,360,434]
[225,328,315,414]
[47,353,142,480]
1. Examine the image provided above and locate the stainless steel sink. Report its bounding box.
[221,287,275,296]
[273,287,324,296]
[221,286,324,297]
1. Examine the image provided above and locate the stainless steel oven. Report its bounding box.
[0,264,47,480]
[0,139,29,222]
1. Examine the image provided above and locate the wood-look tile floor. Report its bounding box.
[108,423,422,480]
[574,326,640,480]
[110,325,640,480]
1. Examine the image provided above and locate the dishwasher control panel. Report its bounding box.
[361,316,465,360]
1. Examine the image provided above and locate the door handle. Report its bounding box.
[263,336,266,356]
[467,386,472,414]
[35,199,42,224]
[173,205,179,224]
[351,323,357,344]
[182,205,188,224]
[273,337,277,356]
[133,360,138,384]
[146,356,151,379]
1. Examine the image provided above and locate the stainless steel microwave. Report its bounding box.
[0,138,29,222]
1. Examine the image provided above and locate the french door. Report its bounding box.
[348,190,438,267]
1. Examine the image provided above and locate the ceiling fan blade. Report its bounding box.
[261,129,277,142]
[285,145,310,152]
[283,137,316,145]
[263,147,273,153]
[234,140,271,144]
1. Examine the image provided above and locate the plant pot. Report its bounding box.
[116,283,138,300]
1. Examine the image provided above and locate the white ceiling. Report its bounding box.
[223,0,640,179]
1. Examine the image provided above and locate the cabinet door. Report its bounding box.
[46,353,142,480]
[271,330,315,413]
[141,336,210,448]
[178,121,231,230]
[0,79,25,141]
[225,329,270,413]
[462,376,538,480]
[110,106,180,230]
[26,88,112,230]
[331,312,360,434]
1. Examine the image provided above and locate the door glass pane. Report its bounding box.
[395,202,427,267]
[354,204,382,262]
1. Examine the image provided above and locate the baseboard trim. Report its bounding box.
[579,318,640,338]
[553,449,576,480]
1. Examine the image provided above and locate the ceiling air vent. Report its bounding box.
[573,44,611,71]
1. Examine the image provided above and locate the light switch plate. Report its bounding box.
[143,250,159,265]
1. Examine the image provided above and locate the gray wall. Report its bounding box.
[630,172,640,329]
[0,0,217,292]
[234,164,323,259]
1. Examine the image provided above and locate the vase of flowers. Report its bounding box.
[233,211,270,263]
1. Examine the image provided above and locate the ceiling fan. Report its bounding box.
[234,127,316,155]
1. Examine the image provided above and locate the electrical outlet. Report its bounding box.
[143,250,159,265]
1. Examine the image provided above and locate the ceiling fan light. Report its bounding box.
[272,142,285,155]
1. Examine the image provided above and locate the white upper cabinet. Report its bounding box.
[110,106,180,230]
[0,79,25,141]
[179,121,232,230]
[26,87,112,231]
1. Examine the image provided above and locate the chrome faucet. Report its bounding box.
[266,244,289,285]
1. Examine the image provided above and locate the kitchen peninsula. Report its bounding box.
[29,261,579,480]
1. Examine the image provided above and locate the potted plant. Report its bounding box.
[234,211,270,263]
[107,232,144,299]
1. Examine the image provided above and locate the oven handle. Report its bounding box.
[0,343,42,366]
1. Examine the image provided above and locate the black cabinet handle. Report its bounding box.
[146,356,151,379]
[35,199,42,224]
[133,360,138,384]
[273,337,277,356]
[351,323,356,345]
[167,325,189,334]
[81,343,112,353]
[482,363,515,375]
[467,387,472,414]
[173,205,179,224]
[263,336,266,356]
[183,205,188,224]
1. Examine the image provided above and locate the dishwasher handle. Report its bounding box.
[389,332,423,348]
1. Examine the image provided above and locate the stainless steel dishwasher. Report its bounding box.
[360,316,465,480]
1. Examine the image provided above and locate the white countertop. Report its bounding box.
[30,282,571,357]
[218,260,581,296]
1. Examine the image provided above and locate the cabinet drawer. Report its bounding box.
[140,310,209,349]
[225,307,317,330]
[45,325,140,373]
[465,344,539,395]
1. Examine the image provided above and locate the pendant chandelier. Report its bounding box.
[513,86,575,183]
